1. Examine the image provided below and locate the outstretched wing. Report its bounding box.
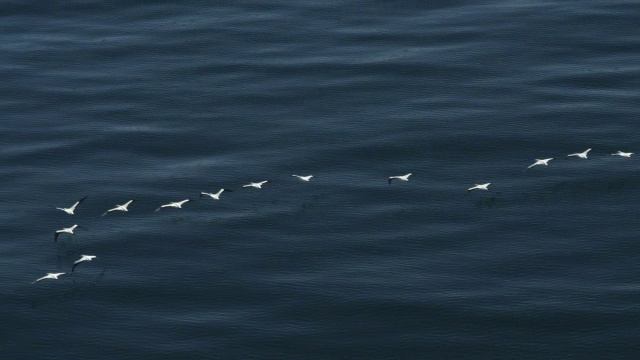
[69,196,88,211]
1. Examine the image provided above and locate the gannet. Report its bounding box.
[54,224,79,242]
[200,189,232,200]
[54,196,88,215]
[242,181,269,189]
[32,272,65,284]
[567,148,591,159]
[612,151,633,157]
[525,158,553,171]
[467,183,491,193]
[388,173,412,184]
[102,200,134,216]
[292,175,313,182]
[154,199,190,212]
[72,255,96,272]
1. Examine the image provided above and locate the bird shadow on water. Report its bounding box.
[475,195,500,210]
[472,179,636,210]
[170,215,189,225]
[550,178,631,196]
[299,192,329,213]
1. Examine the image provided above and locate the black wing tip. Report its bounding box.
[224,188,234,192]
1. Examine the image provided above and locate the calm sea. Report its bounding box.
[2,1,640,358]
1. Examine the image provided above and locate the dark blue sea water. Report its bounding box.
[3,1,640,358]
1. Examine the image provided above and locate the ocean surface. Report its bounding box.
[2,1,640,358]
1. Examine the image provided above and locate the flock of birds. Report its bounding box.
[32,149,634,284]
[32,176,312,284]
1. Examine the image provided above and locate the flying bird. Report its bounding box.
[467,183,491,193]
[525,158,553,171]
[53,195,88,215]
[200,189,233,200]
[292,175,313,182]
[72,255,97,272]
[242,181,269,189]
[102,200,134,216]
[31,272,65,284]
[612,151,633,158]
[567,148,591,159]
[154,199,190,212]
[388,173,412,184]
[54,224,79,242]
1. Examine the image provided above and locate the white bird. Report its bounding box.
[155,199,190,212]
[242,181,269,189]
[388,173,412,184]
[102,200,134,216]
[54,224,79,242]
[200,188,233,200]
[612,151,633,158]
[31,272,65,284]
[292,175,313,182]
[567,148,591,159]
[467,183,491,193]
[72,255,97,272]
[525,158,553,171]
[53,195,88,215]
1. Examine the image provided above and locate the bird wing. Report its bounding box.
[69,196,88,211]
[72,261,83,272]
[104,207,118,216]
